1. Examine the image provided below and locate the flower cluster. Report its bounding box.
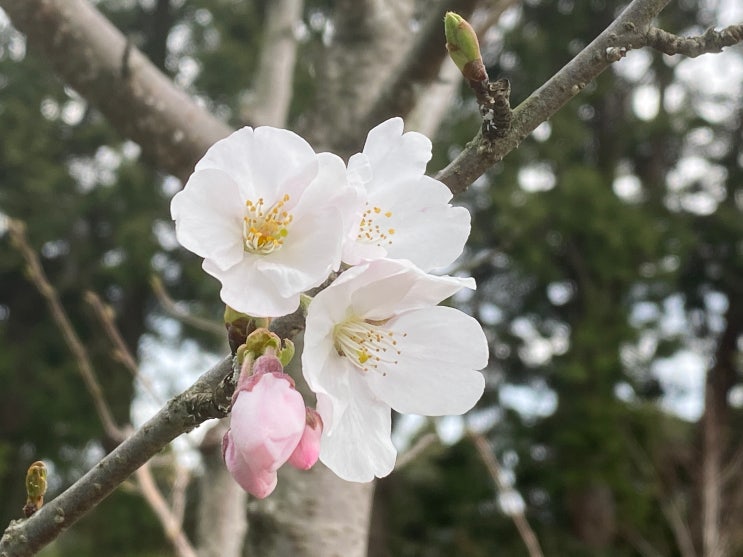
[172,117,488,495]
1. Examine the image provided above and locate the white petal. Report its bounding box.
[365,306,487,415]
[317,373,396,482]
[346,152,373,188]
[375,176,470,271]
[170,168,245,270]
[303,350,352,434]
[256,205,344,296]
[195,126,318,202]
[362,118,432,187]
[347,260,475,319]
[203,258,299,317]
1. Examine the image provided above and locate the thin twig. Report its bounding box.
[469,431,544,557]
[150,276,225,337]
[646,24,743,58]
[83,291,162,407]
[394,432,439,471]
[9,221,202,556]
[0,355,233,557]
[623,433,697,557]
[170,465,190,528]
[7,219,125,443]
[84,291,140,375]
[135,465,197,557]
[720,441,743,486]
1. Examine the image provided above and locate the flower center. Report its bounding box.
[357,203,395,247]
[333,317,406,375]
[243,194,293,255]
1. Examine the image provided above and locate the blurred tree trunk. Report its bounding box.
[197,419,248,557]
[700,296,742,557]
[245,465,374,557]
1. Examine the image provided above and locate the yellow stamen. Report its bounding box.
[243,194,293,255]
[333,316,407,375]
[357,203,394,247]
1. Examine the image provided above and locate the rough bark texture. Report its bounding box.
[302,0,416,154]
[245,464,374,557]
[358,0,477,135]
[0,0,232,182]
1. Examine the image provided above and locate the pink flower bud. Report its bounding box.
[288,408,323,470]
[252,353,286,377]
[223,372,306,498]
[233,353,294,403]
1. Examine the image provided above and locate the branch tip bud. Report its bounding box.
[444,12,487,82]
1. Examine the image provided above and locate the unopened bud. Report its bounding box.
[242,328,282,359]
[444,12,487,82]
[23,461,47,518]
[288,408,323,470]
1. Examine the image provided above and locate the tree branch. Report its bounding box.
[150,276,226,337]
[469,431,544,557]
[436,0,734,194]
[646,24,743,58]
[301,0,416,153]
[0,0,232,182]
[135,465,197,557]
[240,0,304,127]
[359,0,478,132]
[0,355,233,557]
[7,219,125,443]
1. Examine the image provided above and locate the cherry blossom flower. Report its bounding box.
[302,259,488,482]
[171,126,356,317]
[343,118,471,271]
[222,354,322,498]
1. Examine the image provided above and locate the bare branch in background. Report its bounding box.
[360,0,478,133]
[84,291,150,381]
[0,355,233,557]
[150,276,226,337]
[135,465,197,557]
[240,0,304,127]
[394,432,439,471]
[7,219,125,443]
[0,0,232,182]
[470,431,545,557]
